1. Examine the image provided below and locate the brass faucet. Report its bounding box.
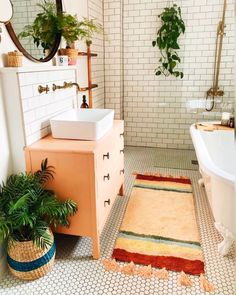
[52,81,98,92]
[52,81,82,92]
[38,85,50,94]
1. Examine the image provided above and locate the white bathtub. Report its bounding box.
[190,122,236,256]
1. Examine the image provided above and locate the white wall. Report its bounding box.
[0,26,21,186]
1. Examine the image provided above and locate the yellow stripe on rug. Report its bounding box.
[115,236,204,261]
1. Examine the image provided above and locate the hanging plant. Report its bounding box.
[152,4,185,78]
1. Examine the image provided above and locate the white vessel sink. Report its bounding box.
[50,108,114,140]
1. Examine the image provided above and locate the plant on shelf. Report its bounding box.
[152,4,185,79]
[0,159,77,280]
[18,0,103,62]
[78,17,103,46]
[58,16,103,64]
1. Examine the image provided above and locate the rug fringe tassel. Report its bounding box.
[200,274,216,292]
[120,261,136,275]
[178,271,193,287]
[101,259,120,272]
[132,171,138,176]
[154,267,169,280]
[135,264,152,279]
[102,260,215,291]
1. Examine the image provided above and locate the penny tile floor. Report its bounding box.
[0,147,235,295]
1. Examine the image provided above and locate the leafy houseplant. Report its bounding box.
[18,0,103,62]
[0,159,77,280]
[152,4,185,78]
[58,16,102,64]
[18,1,59,53]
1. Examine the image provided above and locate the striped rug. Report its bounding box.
[112,173,205,275]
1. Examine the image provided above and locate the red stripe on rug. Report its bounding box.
[136,174,191,184]
[112,248,204,276]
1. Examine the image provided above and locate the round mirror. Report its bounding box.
[5,0,62,62]
[0,0,13,23]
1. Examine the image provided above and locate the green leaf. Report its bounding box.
[155,71,162,76]
[152,40,156,47]
[173,72,180,77]
[170,61,176,69]
[172,42,180,49]
[172,54,180,62]
[163,63,168,69]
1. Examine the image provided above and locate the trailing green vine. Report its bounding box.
[152,4,185,78]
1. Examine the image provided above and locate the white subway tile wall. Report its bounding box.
[104,0,124,119]
[104,0,234,149]
[18,69,76,145]
[88,0,105,108]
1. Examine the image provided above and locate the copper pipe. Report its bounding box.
[87,41,93,108]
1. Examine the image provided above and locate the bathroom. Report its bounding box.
[0,0,235,294]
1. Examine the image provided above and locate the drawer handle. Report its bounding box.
[104,198,111,206]
[103,152,110,160]
[103,173,110,181]
[120,169,125,174]
[120,133,124,137]
[120,149,124,154]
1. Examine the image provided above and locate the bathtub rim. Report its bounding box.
[190,122,235,186]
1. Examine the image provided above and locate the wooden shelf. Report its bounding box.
[78,52,98,57]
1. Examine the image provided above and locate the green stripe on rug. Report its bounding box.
[120,230,201,247]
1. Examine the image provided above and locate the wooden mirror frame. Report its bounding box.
[5,0,63,63]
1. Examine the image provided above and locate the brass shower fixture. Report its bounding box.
[206,0,227,111]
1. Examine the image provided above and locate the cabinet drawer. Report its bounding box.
[97,150,123,197]
[97,163,124,231]
[96,141,124,197]
[98,191,116,231]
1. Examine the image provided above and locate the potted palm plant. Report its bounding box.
[0,159,77,280]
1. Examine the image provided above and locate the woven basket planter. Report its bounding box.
[58,48,78,65]
[7,230,55,280]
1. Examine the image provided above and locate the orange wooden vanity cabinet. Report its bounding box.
[25,120,124,259]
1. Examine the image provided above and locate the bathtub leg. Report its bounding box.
[198,178,205,187]
[214,222,235,256]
